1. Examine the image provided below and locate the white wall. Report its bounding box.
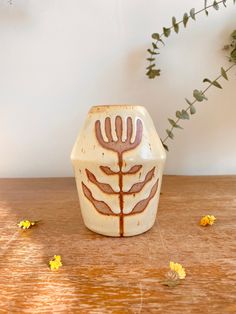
[0,0,236,177]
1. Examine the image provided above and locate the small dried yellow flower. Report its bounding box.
[49,255,62,271]
[200,215,216,226]
[17,220,36,229]
[169,261,186,279]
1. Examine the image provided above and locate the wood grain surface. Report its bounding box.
[0,176,236,313]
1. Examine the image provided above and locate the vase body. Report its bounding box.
[71,105,166,237]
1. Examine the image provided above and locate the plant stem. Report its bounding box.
[147,0,229,73]
[162,62,236,144]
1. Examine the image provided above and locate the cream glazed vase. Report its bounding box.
[71,105,166,237]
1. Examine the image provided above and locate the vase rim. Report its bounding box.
[89,104,146,114]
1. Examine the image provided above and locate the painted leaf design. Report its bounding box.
[85,169,116,194]
[82,183,113,215]
[126,167,155,194]
[82,116,159,236]
[129,179,159,215]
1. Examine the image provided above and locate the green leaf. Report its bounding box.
[221,67,228,80]
[152,33,160,40]
[146,58,155,62]
[152,33,165,45]
[204,1,209,15]
[163,27,171,37]
[176,111,182,119]
[146,64,156,70]
[190,8,196,20]
[147,49,158,55]
[183,13,189,27]
[193,89,208,102]
[203,78,212,84]
[152,42,158,49]
[146,69,161,79]
[213,0,219,10]
[185,98,192,106]
[231,30,236,39]
[166,129,174,139]
[172,17,179,33]
[181,110,190,120]
[174,23,179,33]
[212,80,222,89]
[172,16,177,26]
[231,48,236,61]
[168,118,183,129]
[190,105,196,115]
[161,141,169,151]
[176,110,189,120]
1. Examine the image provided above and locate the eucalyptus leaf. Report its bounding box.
[172,17,179,33]
[166,129,174,139]
[163,27,171,37]
[172,16,177,26]
[183,13,189,27]
[152,42,158,49]
[176,110,189,120]
[147,49,158,55]
[168,118,176,126]
[152,33,164,45]
[193,89,208,101]
[203,78,212,83]
[230,48,236,60]
[190,105,196,114]
[231,30,236,39]
[174,23,179,33]
[181,110,190,120]
[221,67,228,80]
[176,111,182,119]
[161,141,169,151]
[146,64,156,70]
[185,98,192,106]
[204,0,209,16]
[213,0,219,10]
[152,33,160,40]
[190,8,196,20]
[146,69,161,79]
[212,80,222,88]
[168,118,183,129]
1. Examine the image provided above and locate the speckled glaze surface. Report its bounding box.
[71,105,166,237]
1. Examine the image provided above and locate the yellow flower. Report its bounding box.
[169,261,186,279]
[54,255,61,262]
[200,215,216,226]
[49,255,62,271]
[17,219,39,229]
[18,220,32,229]
[207,215,216,225]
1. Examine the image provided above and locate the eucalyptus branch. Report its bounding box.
[161,61,236,151]
[146,0,235,79]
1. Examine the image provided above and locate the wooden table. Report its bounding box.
[0,176,236,313]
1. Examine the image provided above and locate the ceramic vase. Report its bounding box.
[71,105,166,237]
